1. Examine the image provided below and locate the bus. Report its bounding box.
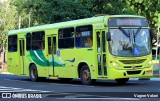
[7,15,153,85]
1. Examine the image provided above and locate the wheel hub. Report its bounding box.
[82,70,90,81]
[31,69,36,78]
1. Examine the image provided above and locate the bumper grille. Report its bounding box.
[124,66,142,68]
[127,70,141,75]
[119,59,146,64]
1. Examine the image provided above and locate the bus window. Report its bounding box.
[76,25,93,48]
[8,35,17,52]
[26,33,31,51]
[53,37,56,54]
[20,40,25,56]
[102,31,106,52]
[48,37,56,54]
[48,37,52,54]
[97,32,100,52]
[32,31,45,50]
[58,27,74,48]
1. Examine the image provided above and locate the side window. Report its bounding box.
[76,25,93,48]
[97,32,100,52]
[58,27,74,48]
[20,40,25,56]
[48,37,56,54]
[32,31,45,50]
[48,37,52,54]
[8,35,17,52]
[26,33,31,51]
[53,37,56,54]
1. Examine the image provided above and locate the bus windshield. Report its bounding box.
[109,28,151,57]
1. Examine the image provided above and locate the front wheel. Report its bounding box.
[29,64,46,82]
[80,65,95,85]
[115,78,129,84]
[29,64,38,82]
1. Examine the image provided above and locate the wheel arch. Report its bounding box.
[77,62,90,78]
[29,63,38,76]
[29,63,36,70]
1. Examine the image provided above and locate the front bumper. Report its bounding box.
[108,67,153,79]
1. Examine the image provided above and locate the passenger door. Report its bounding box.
[7,35,20,75]
[19,39,25,75]
[47,35,57,76]
[96,30,107,77]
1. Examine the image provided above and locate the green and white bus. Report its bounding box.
[7,15,153,85]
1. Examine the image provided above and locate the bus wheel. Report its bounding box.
[29,64,38,82]
[115,78,129,84]
[80,65,93,85]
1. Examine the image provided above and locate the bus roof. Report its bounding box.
[8,15,145,35]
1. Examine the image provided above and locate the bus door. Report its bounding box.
[96,30,107,77]
[47,35,57,76]
[7,35,20,75]
[19,39,25,75]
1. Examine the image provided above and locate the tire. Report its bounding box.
[80,65,94,85]
[115,78,129,84]
[29,64,39,82]
[29,64,46,82]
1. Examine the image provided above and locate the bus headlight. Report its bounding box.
[113,62,116,66]
[112,62,120,69]
[146,60,152,67]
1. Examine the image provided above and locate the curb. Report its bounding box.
[130,78,160,81]
[149,78,160,81]
[0,72,13,75]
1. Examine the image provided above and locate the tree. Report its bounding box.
[0,0,18,48]
[3,0,160,29]
[92,0,136,15]
[127,0,160,29]
[12,0,95,26]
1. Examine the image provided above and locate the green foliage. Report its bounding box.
[0,0,18,48]
[93,0,136,15]
[12,0,95,26]
[7,0,160,28]
[0,0,160,48]
[127,0,159,29]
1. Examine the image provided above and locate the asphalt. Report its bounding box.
[0,71,160,81]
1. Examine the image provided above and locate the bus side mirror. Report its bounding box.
[106,32,111,41]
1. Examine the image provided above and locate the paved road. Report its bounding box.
[0,74,159,100]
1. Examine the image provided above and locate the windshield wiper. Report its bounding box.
[118,27,143,56]
[134,27,142,37]
[119,27,130,38]
[119,27,134,56]
[133,27,142,43]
